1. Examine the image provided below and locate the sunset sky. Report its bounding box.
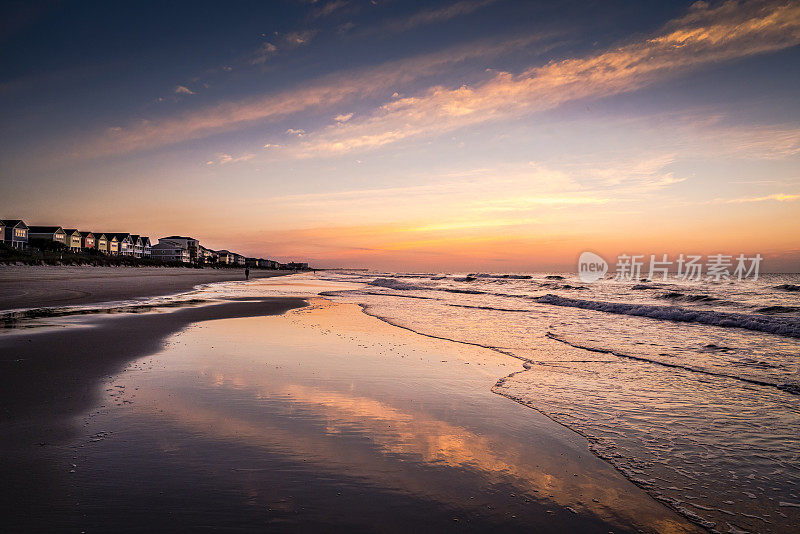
[1,0,799,270]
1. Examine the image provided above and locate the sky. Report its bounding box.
[1,0,799,271]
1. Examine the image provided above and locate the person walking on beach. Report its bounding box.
[245,267,250,280]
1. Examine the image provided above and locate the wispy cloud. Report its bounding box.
[249,30,317,65]
[75,34,551,157]
[249,42,278,65]
[257,155,682,223]
[206,153,255,165]
[407,217,540,232]
[312,0,348,18]
[288,0,800,156]
[334,112,354,123]
[380,0,498,34]
[714,192,800,203]
[174,85,195,95]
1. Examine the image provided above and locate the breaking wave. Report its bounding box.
[657,291,718,302]
[775,284,800,292]
[368,278,429,291]
[535,294,800,338]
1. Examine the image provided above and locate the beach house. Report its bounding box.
[28,226,67,247]
[150,238,190,263]
[233,253,246,266]
[62,229,83,251]
[216,250,234,265]
[107,234,119,255]
[93,233,107,253]
[80,232,95,250]
[130,235,144,258]
[140,237,152,257]
[159,236,201,263]
[1,220,29,249]
[246,258,272,268]
[200,246,217,264]
[107,233,134,256]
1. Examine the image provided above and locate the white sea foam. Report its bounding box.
[535,294,800,338]
[316,270,800,533]
[368,278,429,291]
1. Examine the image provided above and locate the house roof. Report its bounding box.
[79,231,95,236]
[1,219,27,228]
[62,229,81,235]
[28,226,64,234]
[163,235,195,240]
[151,242,188,250]
[106,233,131,241]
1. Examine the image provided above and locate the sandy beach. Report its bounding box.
[0,274,703,533]
[0,265,295,310]
[4,2,797,531]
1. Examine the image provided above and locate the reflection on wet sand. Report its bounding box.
[106,299,699,533]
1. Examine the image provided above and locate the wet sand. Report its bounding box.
[0,294,702,533]
[0,265,295,310]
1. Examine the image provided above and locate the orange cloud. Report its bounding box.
[289,0,800,156]
[714,192,800,203]
[74,34,550,158]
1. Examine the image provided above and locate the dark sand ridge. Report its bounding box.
[0,297,307,529]
[0,265,295,310]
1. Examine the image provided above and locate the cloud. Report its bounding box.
[284,30,317,46]
[407,218,540,232]
[289,0,800,156]
[337,21,355,35]
[313,0,348,18]
[248,30,317,65]
[75,34,548,157]
[249,42,278,65]
[716,193,800,203]
[206,153,255,165]
[261,155,681,220]
[263,143,281,148]
[174,85,195,95]
[334,112,354,123]
[380,0,498,34]
[286,128,306,137]
[73,1,800,161]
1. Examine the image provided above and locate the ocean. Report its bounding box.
[310,270,800,533]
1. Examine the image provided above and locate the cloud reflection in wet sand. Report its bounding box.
[114,300,699,533]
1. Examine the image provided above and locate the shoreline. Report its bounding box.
[0,264,297,311]
[0,286,702,532]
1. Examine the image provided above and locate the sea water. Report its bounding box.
[313,271,800,533]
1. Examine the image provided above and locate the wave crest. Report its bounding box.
[535,294,800,338]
